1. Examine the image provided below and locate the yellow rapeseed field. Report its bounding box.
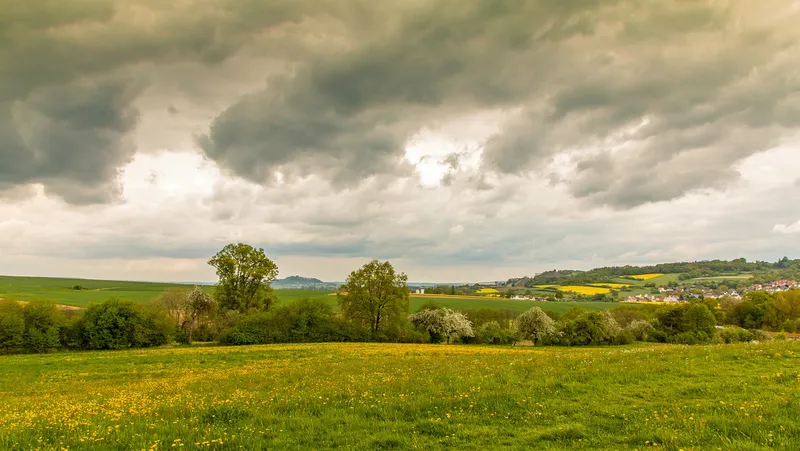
[556,285,611,295]
[626,273,664,280]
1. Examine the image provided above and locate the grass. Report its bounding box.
[693,274,754,281]
[1,341,798,450]
[0,275,195,306]
[408,295,620,314]
[0,275,623,315]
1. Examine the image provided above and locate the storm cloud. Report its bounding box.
[0,0,798,281]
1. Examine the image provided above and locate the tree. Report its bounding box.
[208,243,279,313]
[764,290,800,331]
[514,307,555,345]
[408,308,473,344]
[185,286,216,344]
[154,287,191,324]
[80,299,175,350]
[408,308,446,343]
[338,260,410,336]
[441,309,473,344]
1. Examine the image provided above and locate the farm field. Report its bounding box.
[1,341,799,450]
[0,275,623,315]
[555,285,611,295]
[0,275,197,306]
[692,274,754,281]
[407,294,621,314]
[624,274,664,281]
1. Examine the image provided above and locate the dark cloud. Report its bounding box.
[0,0,351,203]
[2,0,798,211]
[199,0,612,186]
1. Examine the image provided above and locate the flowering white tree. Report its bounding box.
[441,309,473,344]
[513,307,555,345]
[408,309,446,342]
[409,308,473,344]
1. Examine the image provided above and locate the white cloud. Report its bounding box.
[774,221,800,234]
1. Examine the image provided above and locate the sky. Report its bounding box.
[1,0,799,283]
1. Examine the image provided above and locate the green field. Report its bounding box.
[0,276,624,315]
[0,275,193,305]
[409,295,620,314]
[1,341,798,450]
[692,274,754,281]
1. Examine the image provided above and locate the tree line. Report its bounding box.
[520,258,797,286]
[2,244,798,355]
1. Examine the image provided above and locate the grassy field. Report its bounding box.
[0,276,623,315]
[1,341,798,450]
[692,274,754,281]
[0,275,194,306]
[408,295,620,314]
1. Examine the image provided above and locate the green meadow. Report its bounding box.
[0,276,624,315]
[1,341,798,450]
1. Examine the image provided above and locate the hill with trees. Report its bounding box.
[507,258,799,287]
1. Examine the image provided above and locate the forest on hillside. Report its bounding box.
[509,257,799,287]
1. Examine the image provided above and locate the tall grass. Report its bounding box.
[1,341,798,449]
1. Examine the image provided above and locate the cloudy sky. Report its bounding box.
[1,0,799,283]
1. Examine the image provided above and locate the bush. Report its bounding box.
[79,298,176,350]
[669,331,712,345]
[718,326,756,344]
[476,321,513,345]
[0,301,25,353]
[613,330,635,345]
[626,320,655,341]
[0,301,70,354]
[555,311,621,346]
[219,299,371,346]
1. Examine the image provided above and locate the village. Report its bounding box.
[624,279,799,304]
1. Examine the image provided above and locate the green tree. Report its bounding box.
[682,303,717,336]
[185,286,216,344]
[0,300,25,353]
[338,260,410,336]
[208,243,279,313]
[80,299,175,350]
[514,307,555,345]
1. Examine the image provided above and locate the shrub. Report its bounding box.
[626,320,655,341]
[476,321,513,345]
[79,298,176,350]
[718,326,755,344]
[556,311,621,346]
[613,330,635,345]
[669,331,712,345]
[0,301,25,353]
[219,299,371,346]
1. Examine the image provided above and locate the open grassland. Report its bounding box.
[556,285,611,295]
[693,274,754,281]
[0,276,619,315]
[407,295,620,314]
[0,275,196,306]
[1,342,799,450]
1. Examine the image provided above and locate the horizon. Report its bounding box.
[1,1,799,282]
[1,254,795,286]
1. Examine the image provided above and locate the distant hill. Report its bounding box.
[276,275,324,285]
[505,257,799,287]
[273,275,338,290]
